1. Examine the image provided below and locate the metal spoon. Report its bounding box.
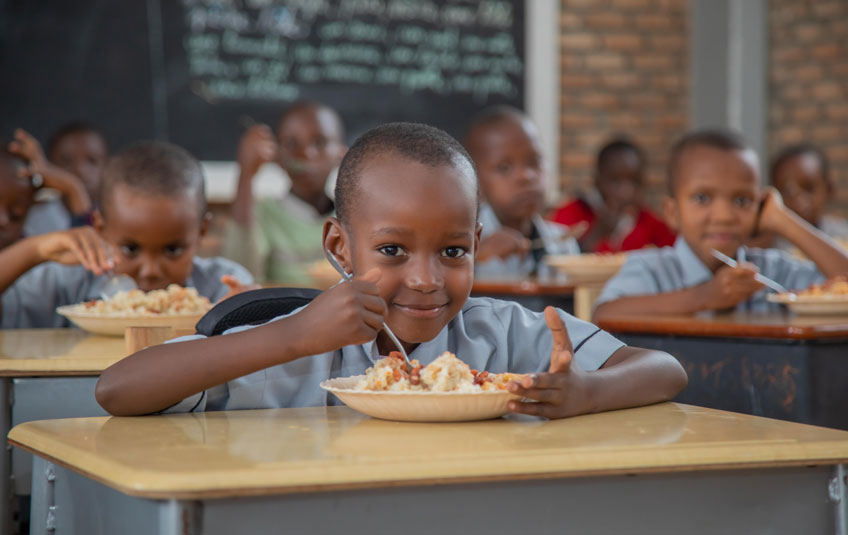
[99,273,137,300]
[324,251,413,368]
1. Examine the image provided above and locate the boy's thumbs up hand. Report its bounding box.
[508,307,590,419]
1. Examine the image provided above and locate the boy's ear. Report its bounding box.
[92,209,105,234]
[473,222,483,258]
[662,195,680,232]
[199,212,213,238]
[323,216,353,274]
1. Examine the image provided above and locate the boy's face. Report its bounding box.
[95,184,207,292]
[664,145,761,269]
[0,165,34,250]
[773,153,827,226]
[277,107,346,198]
[597,150,643,215]
[330,153,479,348]
[50,131,108,201]
[470,117,545,228]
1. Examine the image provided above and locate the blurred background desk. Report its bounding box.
[596,309,848,429]
[471,279,574,314]
[0,329,125,533]
[9,403,848,535]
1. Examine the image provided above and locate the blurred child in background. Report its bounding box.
[550,138,675,253]
[223,100,347,285]
[0,140,251,328]
[594,129,848,319]
[771,144,848,243]
[464,106,578,279]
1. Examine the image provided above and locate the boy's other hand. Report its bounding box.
[507,307,590,419]
[293,267,387,356]
[755,187,790,236]
[477,229,531,262]
[697,264,764,310]
[34,227,114,275]
[237,124,278,179]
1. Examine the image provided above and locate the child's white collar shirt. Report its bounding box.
[164,297,625,413]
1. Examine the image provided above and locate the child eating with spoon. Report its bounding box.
[96,123,686,418]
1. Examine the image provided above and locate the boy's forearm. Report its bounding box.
[44,165,92,215]
[231,170,257,226]
[774,211,848,277]
[95,313,315,416]
[593,286,707,321]
[585,347,687,414]
[0,238,44,294]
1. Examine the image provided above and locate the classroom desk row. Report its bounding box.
[8,403,848,534]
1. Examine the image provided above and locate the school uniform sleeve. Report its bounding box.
[1,264,95,329]
[596,252,663,306]
[473,298,625,373]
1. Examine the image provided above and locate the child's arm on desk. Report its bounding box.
[508,307,687,419]
[0,228,113,321]
[95,268,386,416]
[757,188,848,277]
[593,264,764,319]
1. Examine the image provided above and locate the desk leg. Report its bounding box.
[0,377,11,535]
[835,464,847,535]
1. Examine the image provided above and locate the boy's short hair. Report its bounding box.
[99,141,206,220]
[462,105,526,148]
[770,143,831,188]
[335,122,477,225]
[667,128,751,194]
[278,100,346,140]
[46,121,108,156]
[596,137,645,171]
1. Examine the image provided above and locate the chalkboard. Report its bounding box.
[1,0,525,161]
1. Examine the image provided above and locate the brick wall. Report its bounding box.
[558,0,689,209]
[769,0,848,209]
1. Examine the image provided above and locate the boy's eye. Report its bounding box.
[692,192,710,204]
[495,162,513,174]
[734,196,754,208]
[378,245,406,257]
[442,247,467,259]
[164,245,186,257]
[119,244,139,257]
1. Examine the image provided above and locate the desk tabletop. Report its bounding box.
[471,279,575,296]
[0,329,126,376]
[9,403,848,499]
[596,309,848,340]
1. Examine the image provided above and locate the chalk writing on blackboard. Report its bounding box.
[180,0,523,105]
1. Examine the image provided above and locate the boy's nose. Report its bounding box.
[138,255,165,279]
[711,198,736,221]
[405,257,444,292]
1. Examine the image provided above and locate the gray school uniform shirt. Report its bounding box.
[596,237,825,308]
[476,203,580,279]
[163,297,625,413]
[1,257,253,329]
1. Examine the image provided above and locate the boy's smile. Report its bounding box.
[664,145,760,270]
[329,152,479,354]
[95,184,207,292]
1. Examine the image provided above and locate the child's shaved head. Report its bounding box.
[334,122,477,225]
[667,129,754,195]
[463,105,527,151]
[99,141,206,221]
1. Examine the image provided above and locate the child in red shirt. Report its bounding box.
[550,138,675,253]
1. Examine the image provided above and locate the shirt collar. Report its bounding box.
[674,237,714,287]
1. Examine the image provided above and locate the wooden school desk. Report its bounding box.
[596,308,848,430]
[9,403,848,535]
[471,279,575,314]
[0,329,126,533]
